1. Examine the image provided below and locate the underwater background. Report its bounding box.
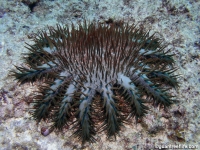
[0,0,199,149]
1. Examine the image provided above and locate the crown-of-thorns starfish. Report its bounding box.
[11,21,179,143]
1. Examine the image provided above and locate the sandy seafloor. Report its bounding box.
[0,0,199,150]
